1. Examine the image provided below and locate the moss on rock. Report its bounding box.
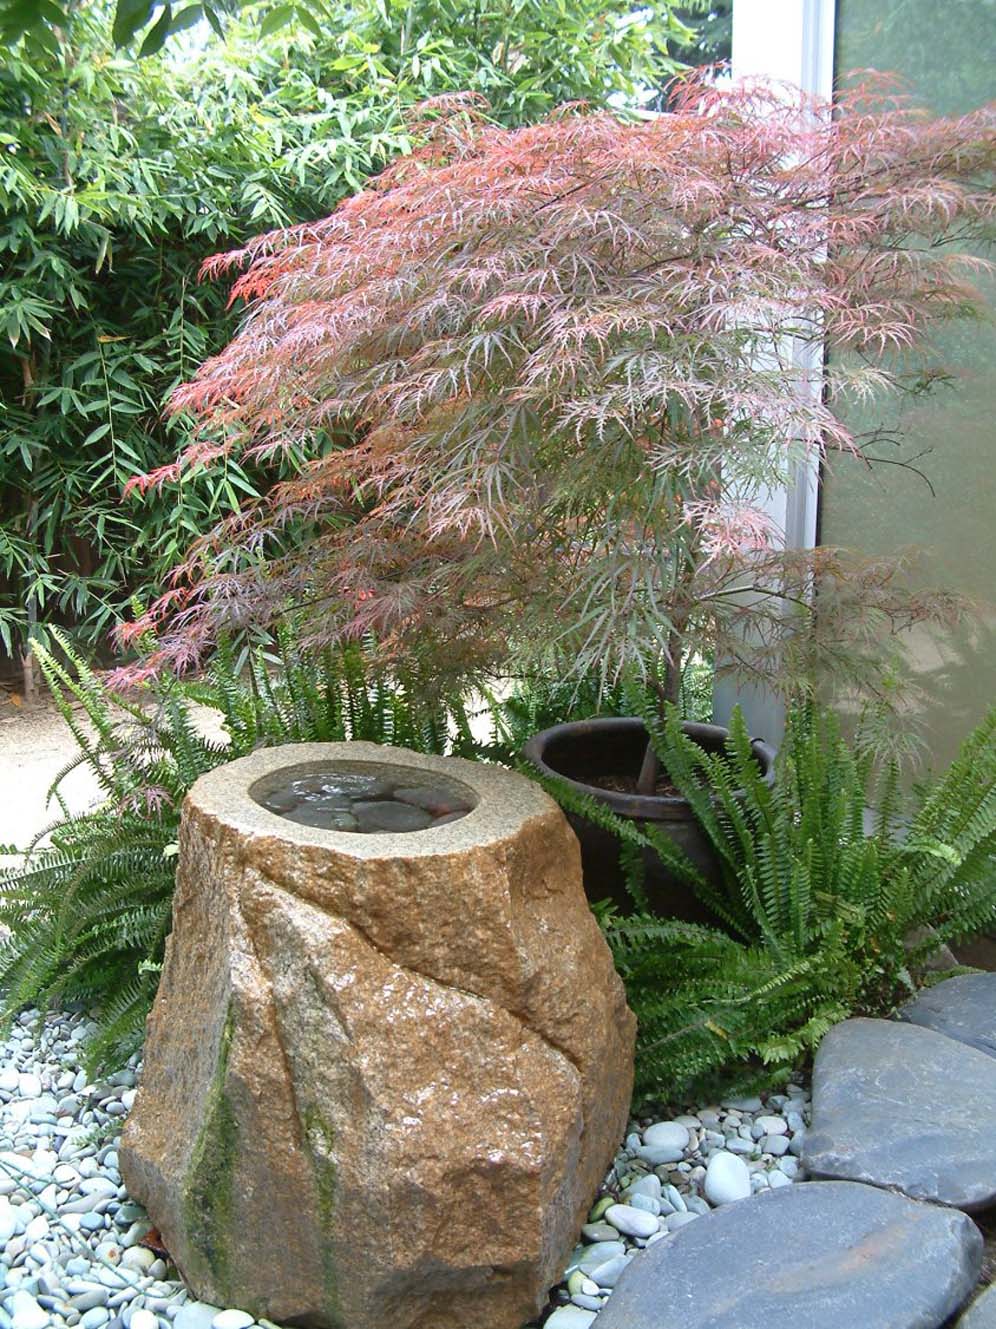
[182,1006,238,1300]
[302,1102,343,1325]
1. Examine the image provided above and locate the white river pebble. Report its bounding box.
[704,1150,752,1205]
[211,1312,256,1329]
[2,1003,812,1329]
[604,1203,660,1239]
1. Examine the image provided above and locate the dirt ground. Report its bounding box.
[0,693,106,852]
[0,690,227,855]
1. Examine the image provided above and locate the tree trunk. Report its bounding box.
[21,597,36,701]
[635,644,683,796]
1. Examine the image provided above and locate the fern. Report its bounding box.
[562,703,996,1104]
[0,625,475,1072]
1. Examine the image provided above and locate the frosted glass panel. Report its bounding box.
[821,0,996,768]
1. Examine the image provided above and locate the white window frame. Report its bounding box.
[713,0,835,740]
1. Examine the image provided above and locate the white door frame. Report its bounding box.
[713,0,835,741]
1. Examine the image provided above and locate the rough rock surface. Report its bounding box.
[959,1284,996,1327]
[804,1018,996,1210]
[899,973,996,1060]
[120,743,635,1329]
[593,1180,982,1329]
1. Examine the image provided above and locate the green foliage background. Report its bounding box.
[0,0,695,663]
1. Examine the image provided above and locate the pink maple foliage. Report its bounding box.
[122,79,995,700]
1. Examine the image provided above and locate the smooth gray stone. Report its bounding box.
[594,1180,981,1329]
[959,1283,996,1327]
[172,1305,221,1329]
[580,1222,619,1243]
[804,1018,996,1210]
[352,800,432,833]
[393,785,470,816]
[281,805,358,831]
[899,974,996,1059]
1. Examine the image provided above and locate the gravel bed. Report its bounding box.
[530,1082,811,1326]
[0,1007,810,1329]
[0,1008,268,1329]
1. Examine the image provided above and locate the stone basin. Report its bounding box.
[120,741,635,1329]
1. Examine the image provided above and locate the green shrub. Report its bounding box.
[0,627,474,1070]
[548,704,996,1103]
[1,0,694,663]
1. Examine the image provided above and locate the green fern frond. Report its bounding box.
[578,703,996,1104]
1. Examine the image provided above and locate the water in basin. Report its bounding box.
[253,764,475,833]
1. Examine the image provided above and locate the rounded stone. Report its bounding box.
[575,1240,626,1273]
[120,742,636,1329]
[8,1290,49,1329]
[662,1184,686,1213]
[604,1204,660,1239]
[636,1143,684,1166]
[626,1175,662,1202]
[259,790,298,815]
[351,800,432,833]
[120,1247,155,1273]
[805,1018,996,1210]
[282,805,359,832]
[959,1282,996,1327]
[899,974,996,1060]
[588,1255,630,1288]
[704,1151,751,1206]
[211,1313,255,1329]
[546,1309,598,1328]
[393,786,470,817]
[592,1180,982,1329]
[642,1122,689,1154]
[71,1290,109,1312]
[580,1223,619,1244]
[755,1115,787,1136]
[174,1306,222,1329]
[566,1271,588,1297]
[129,1313,160,1329]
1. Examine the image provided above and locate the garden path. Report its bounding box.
[0,696,103,855]
[0,694,226,856]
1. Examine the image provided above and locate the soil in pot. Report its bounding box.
[585,771,683,797]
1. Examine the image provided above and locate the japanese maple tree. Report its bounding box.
[128,81,995,740]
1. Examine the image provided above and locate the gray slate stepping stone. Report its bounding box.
[899,973,996,1059]
[959,1283,996,1327]
[804,1018,996,1210]
[593,1180,981,1329]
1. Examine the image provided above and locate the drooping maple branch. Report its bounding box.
[114,76,994,714]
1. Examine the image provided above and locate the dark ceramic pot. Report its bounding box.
[522,717,777,923]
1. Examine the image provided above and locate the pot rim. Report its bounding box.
[521,716,777,823]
